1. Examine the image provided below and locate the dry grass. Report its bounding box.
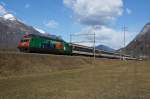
[0,52,93,77]
[0,52,150,99]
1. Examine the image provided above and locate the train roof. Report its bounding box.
[71,43,132,57]
[23,34,64,42]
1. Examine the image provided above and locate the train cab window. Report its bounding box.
[21,39,29,42]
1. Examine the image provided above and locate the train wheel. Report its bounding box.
[24,48,30,53]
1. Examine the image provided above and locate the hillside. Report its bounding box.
[0,52,150,99]
[0,14,42,50]
[0,52,93,77]
[96,45,115,52]
[126,23,150,58]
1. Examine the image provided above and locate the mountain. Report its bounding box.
[96,45,115,52]
[125,23,150,58]
[0,14,45,50]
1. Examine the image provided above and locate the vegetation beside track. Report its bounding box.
[0,52,150,99]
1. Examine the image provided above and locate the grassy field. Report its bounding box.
[0,52,150,99]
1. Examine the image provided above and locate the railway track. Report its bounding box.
[0,43,137,60]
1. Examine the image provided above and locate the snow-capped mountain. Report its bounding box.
[34,27,47,34]
[0,14,46,50]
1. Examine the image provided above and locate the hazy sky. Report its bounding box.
[0,0,150,49]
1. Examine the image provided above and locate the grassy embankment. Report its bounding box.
[0,52,150,99]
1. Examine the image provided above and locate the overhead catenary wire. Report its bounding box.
[70,32,96,62]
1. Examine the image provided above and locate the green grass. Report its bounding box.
[0,59,150,99]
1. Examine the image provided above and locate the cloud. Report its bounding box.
[126,8,132,15]
[73,26,135,49]
[0,4,16,15]
[45,20,59,29]
[25,4,31,9]
[0,2,6,6]
[0,5,7,15]
[64,0,123,26]
[64,0,135,49]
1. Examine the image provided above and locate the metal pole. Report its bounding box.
[120,46,122,60]
[144,35,146,59]
[123,25,125,60]
[70,33,72,44]
[124,25,126,52]
[123,25,127,60]
[93,32,96,62]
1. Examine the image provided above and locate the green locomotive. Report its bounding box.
[18,34,72,55]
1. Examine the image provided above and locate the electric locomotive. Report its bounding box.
[18,34,72,55]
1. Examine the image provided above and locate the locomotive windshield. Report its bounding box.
[21,39,30,42]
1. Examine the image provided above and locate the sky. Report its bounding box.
[0,0,150,49]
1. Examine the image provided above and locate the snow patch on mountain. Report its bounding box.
[34,27,47,34]
[3,14,16,21]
